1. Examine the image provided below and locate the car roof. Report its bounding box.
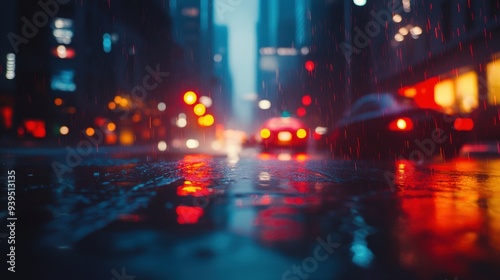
[339,93,416,124]
[262,117,305,130]
[347,93,415,113]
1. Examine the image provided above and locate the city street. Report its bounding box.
[2,148,500,280]
[1,1,500,279]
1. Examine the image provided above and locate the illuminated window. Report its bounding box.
[455,71,478,113]
[487,60,500,106]
[434,79,455,108]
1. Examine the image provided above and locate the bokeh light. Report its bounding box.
[193,103,206,116]
[258,100,271,110]
[59,126,69,135]
[157,102,166,111]
[184,91,197,105]
[158,141,168,151]
[85,127,95,137]
[186,139,200,149]
[107,122,116,132]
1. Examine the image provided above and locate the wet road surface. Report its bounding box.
[1,149,500,280]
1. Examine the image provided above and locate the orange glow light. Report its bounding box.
[184,91,197,105]
[85,127,95,136]
[434,79,455,108]
[105,133,117,144]
[118,98,129,107]
[119,129,135,145]
[107,122,116,132]
[403,87,417,98]
[177,184,212,197]
[193,103,206,116]
[108,102,116,110]
[153,118,161,127]
[132,114,141,122]
[54,98,63,106]
[202,114,214,126]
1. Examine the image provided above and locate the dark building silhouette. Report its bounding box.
[256,0,313,125]
[1,0,181,145]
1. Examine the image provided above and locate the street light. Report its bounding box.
[353,0,366,7]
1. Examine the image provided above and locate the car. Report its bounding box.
[328,93,468,160]
[255,117,309,151]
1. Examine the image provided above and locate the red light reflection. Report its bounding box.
[177,155,214,181]
[254,206,303,242]
[118,214,142,223]
[177,180,213,197]
[392,159,500,278]
[176,206,204,224]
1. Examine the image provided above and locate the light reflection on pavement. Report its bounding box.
[2,150,500,280]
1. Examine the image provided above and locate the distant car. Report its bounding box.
[328,93,468,160]
[255,117,309,150]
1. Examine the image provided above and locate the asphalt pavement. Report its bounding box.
[1,147,500,280]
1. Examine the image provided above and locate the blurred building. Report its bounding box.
[212,24,233,124]
[306,0,500,131]
[256,0,313,125]
[79,0,179,145]
[0,1,18,139]
[1,0,180,145]
[254,0,376,128]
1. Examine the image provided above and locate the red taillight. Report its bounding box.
[388,118,413,131]
[453,118,474,131]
